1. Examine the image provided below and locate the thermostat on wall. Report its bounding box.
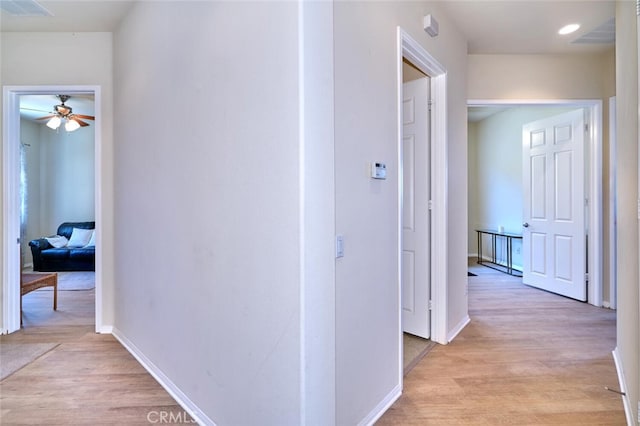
[371,162,387,180]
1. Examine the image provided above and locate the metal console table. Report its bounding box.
[476,229,523,276]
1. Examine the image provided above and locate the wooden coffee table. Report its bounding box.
[21,272,58,325]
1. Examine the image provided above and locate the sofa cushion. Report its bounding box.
[57,222,95,240]
[40,248,72,260]
[84,230,96,247]
[68,228,94,248]
[69,248,95,262]
[45,235,68,248]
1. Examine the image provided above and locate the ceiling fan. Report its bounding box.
[34,95,95,132]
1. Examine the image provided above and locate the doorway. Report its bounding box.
[3,86,103,334]
[397,28,448,351]
[400,59,432,373]
[467,100,604,307]
[401,60,431,339]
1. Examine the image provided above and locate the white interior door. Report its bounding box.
[522,109,586,301]
[401,77,430,338]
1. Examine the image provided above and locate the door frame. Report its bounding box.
[607,96,616,309]
[397,27,449,358]
[2,85,103,333]
[468,99,603,306]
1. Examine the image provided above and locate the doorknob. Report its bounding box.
[523,222,530,228]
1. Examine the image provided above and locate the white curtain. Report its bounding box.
[19,142,28,268]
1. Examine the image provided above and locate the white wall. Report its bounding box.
[468,106,575,270]
[114,1,468,424]
[614,1,639,424]
[469,52,612,100]
[333,1,468,423]
[113,3,304,424]
[38,121,95,233]
[0,32,114,327]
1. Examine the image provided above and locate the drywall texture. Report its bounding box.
[114,3,304,424]
[114,2,469,424]
[333,1,468,423]
[468,52,613,100]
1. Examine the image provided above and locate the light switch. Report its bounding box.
[336,235,345,258]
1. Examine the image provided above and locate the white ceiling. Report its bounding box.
[1,1,616,54]
[3,0,616,123]
[0,1,134,32]
[437,0,615,54]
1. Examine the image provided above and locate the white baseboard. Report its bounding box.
[98,325,113,334]
[447,315,470,343]
[612,347,634,425]
[111,327,214,426]
[358,383,401,426]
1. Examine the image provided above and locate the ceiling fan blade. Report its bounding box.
[71,117,90,127]
[73,114,95,120]
[35,115,56,120]
[20,107,52,113]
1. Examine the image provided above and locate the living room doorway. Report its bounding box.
[2,86,103,334]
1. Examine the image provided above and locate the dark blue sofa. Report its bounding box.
[29,222,95,272]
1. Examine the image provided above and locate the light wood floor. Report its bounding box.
[1,280,191,425]
[2,266,626,425]
[378,260,626,425]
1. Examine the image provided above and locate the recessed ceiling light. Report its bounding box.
[558,24,580,35]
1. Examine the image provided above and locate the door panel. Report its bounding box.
[522,109,586,301]
[530,232,546,275]
[554,235,573,281]
[531,155,546,219]
[403,135,415,231]
[402,251,416,312]
[554,151,573,220]
[401,77,430,338]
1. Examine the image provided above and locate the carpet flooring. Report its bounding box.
[403,333,437,375]
[0,342,58,380]
[39,271,95,291]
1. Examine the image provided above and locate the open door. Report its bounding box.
[522,109,586,301]
[401,77,430,338]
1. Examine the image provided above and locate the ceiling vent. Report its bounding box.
[571,18,615,45]
[0,0,53,17]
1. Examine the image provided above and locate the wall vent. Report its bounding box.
[571,18,615,45]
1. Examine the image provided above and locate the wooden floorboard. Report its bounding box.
[2,266,626,425]
[1,279,191,425]
[378,260,626,425]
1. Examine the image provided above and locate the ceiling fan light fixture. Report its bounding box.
[65,119,80,132]
[46,116,61,130]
